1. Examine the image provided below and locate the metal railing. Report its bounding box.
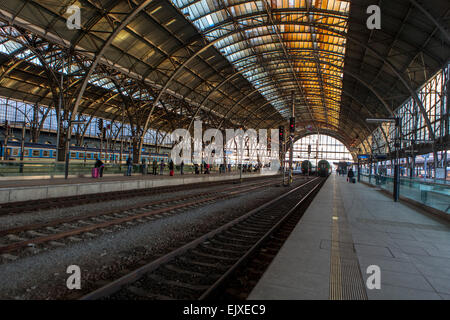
[0,160,257,177]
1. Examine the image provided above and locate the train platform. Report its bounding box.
[0,171,273,204]
[248,174,450,300]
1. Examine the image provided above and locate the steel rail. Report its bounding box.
[0,178,278,237]
[80,177,322,300]
[0,179,281,255]
[0,174,276,215]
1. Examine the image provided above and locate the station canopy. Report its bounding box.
[0,0,448,150]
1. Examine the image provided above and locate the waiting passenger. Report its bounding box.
[94,158,104,177]
[160,160,165,175]
[152,159,158,175]
[169,160,174,176]
[180,160,184,175]
[194,163,199,174]
[142,158,147,175]
[347,168,354,183]
[126,156,133,176]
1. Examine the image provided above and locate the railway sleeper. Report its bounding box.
[146,274,210,292]
[190,249,239,262]
[199,243,243,255]
[124,286,174,300]
[178,256,228,270]
[163,264,212,278]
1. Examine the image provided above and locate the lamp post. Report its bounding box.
[64,119,87,179]
[366,118,401,202]
[9,121,29,173]
[2,120,10,160]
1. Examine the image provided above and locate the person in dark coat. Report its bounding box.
[347,168,354,182]
[95,158,104,177]
[152,159,158,175]
[126,156,133,176]
[159,160,165,175]
[194,163,199,174]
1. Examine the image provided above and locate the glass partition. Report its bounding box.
[361,173,450,214]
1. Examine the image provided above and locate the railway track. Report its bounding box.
[0,177,284,261]
[80,177,325,300]
[0,175,273,215]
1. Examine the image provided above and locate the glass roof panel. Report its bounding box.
[173,0,350,128]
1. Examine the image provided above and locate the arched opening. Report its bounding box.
[286,134,354,171]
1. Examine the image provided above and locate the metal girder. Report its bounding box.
[293,129,356,159]
[71,0,155,124]
[261,0,319,132]
[409,0,450,43]
[217,55,395,119]
[176,18,440,139]
[190,4,348,24]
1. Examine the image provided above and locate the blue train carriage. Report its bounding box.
[0,141,54,161]
[0,141,169,163]
[317,160,331,177]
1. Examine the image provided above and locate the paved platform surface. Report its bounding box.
[248,174,450,300]
[0,171,270,204]
[0,171,241,189]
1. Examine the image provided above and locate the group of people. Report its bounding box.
[93,155,136,178]
[148,159,177,176]
[335,166,355,183]
[93,158,252,178]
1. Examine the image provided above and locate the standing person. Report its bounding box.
[347,168,354,183]
[180,160,184,175]
[194,163,199,174]
[160,160,165,175]
[152,159,158,175]
[94,157,104,178]
[142,158,147,175]
[169,159,174,176]
[126,156,133,176]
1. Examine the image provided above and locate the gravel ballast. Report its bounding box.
[0,177,307,299]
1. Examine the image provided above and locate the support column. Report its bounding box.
[133,137,141,164]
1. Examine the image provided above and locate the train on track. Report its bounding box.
[294,159,331,177]
[317,160,331,177]
[301,160,314,175]
[0,141,169,163]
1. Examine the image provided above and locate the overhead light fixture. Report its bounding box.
[150,5,162,15]
[166,18,176,26]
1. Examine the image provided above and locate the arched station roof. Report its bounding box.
[0,0,448,147]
